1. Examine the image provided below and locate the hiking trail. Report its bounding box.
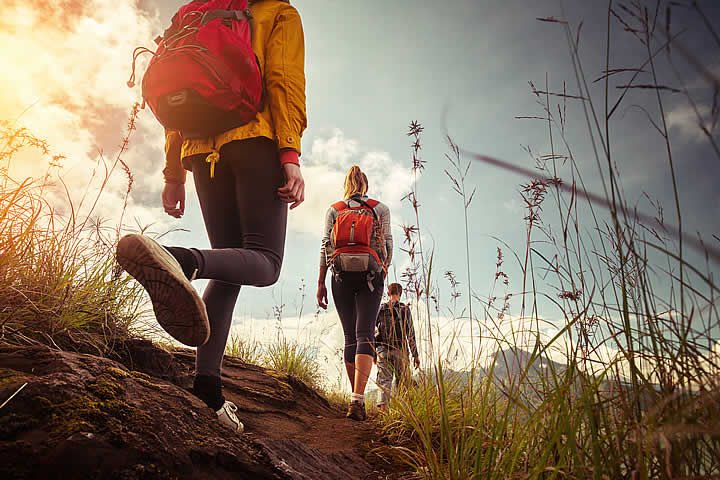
[0,340,409,479]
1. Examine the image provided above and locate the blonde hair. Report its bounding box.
[343,165,368,199]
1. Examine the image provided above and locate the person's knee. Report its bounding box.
[254,259,282,287]
[356,337,374,356]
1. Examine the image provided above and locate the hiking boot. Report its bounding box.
[346,400,366,421]
[116,234,209,347]
[216,401,244,433]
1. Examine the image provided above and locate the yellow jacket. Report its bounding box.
[163,0,307,184]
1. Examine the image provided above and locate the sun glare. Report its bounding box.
[0,0,160,177]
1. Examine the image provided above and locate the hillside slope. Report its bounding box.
[0,341,400,480]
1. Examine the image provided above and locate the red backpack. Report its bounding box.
[128,0,262,139]
[330,198,387,273]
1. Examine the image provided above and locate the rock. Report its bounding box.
[0,343,380,480]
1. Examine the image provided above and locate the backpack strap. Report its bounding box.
[332,198,378,219]
[350,197,379,220]
[332,200,348,212]
[201,8,252,26]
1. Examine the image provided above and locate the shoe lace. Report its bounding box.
[223,401,239,423]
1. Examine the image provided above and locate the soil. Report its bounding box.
[0,340,412,480]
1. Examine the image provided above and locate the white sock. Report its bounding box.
[351,393,364,404]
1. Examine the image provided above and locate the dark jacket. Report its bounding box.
[375,301,418,358]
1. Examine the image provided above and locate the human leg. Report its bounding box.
[331,273,359,389]
[352,274,384,395]
[344,361,355,392]
[375,347,393,409]
[189,138,285,431]
[353,354,374,396]
[191,138,287,287]
[343,274,383,421]
[392,349,409,391]
[192,139,286,380]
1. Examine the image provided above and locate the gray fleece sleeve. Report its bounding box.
[319,206,337,267]
[377,202,393,266]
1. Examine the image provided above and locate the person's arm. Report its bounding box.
[162,130,186,218]
[317,207,336,309]
[317,265,329,309]
[404,306,420,367]
[162,130,186,184]
[379,203,393,268]
[264,5,307,157]
[264,6,307,208]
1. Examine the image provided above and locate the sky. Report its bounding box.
[2,0,719,385]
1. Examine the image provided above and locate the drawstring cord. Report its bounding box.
[127,47,156,88]
[206,136,219,178]
[206,150,220,178]
[126,11,205,89]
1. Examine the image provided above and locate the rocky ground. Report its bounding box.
[0,340,410,479]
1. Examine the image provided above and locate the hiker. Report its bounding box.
[317,165,393,421]
[116,0,306,433]
[374,282,419,412]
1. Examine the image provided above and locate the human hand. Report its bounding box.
[413,357,420,369]
[316,283,328,310]
[162,182,185,218]
[277,152,304,209]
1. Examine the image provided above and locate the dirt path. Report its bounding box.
[168,348,408,478]
[1,342,411,479]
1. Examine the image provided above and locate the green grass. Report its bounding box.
[0,112,146,355]
[2,5,718,478]
[375,3,720,478]
[225,333,264,365]
[263,338,325,390]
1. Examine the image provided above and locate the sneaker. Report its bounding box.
[216,401,244,433]
[116,234,209,347]
[346,400,366,421]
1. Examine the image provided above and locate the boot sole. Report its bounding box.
[116,234,210,347]
[346,405,366,421]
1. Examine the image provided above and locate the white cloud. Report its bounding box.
[666,103,713,143]
[1,0,164,226]
[289,129,414,235]
[305,128,359,168]
[503,197,523,215]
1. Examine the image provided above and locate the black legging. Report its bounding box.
[190,137,287,378]
[331,272,384,362]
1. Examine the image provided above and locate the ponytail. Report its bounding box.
[343,165,368,199]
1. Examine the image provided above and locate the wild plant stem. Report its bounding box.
[644,6,687,379]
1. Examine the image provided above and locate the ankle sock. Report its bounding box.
[193,374,225,411]
[351,393,364,405]
[164,246,200,280]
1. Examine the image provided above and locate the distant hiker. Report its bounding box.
[317,165,393,421]
[117,0,306,433]
[374,282,419,412]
